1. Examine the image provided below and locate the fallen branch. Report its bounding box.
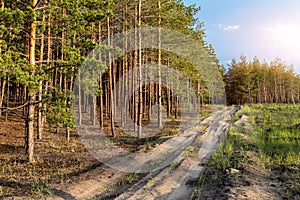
[0,102,29,111]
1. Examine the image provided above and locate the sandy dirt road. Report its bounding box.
[47,106,237,200]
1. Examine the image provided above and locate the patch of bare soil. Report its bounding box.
[198,152,300,200]
[228,162,279,200]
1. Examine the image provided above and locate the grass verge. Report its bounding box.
[193,104,300,199]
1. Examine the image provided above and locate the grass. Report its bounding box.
[31,180,53,198]
[249,104,300,167]
[195,104,300,199]
[121,173,139,185]
[185,146,195,158]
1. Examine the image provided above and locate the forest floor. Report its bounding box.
[0,104,299,199]
[0,105,213,199]
[0,109,100,199]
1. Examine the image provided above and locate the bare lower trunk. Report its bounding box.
[26,0,38,162]
[27,96,35,162]
[5,77,9,121]
[157,0,162,128]
[0,80,6,116]
[107,17,115,137]
[37,81,43,140]
[78,72,82,125]
[137,0,142,137]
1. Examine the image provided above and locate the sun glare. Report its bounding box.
[265,23,300,56]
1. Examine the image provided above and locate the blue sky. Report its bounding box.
[184,0,300,73]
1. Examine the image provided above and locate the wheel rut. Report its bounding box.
[48,106,238,200]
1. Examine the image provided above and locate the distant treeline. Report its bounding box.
[225,55,300,104]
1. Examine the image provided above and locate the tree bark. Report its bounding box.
[107,17,115,137]
[37,4,46,140]
[0,80,6,116]
[5,76,9,121]
[137,0,142,137]
[157,0,162,128]
[26,0,39,162]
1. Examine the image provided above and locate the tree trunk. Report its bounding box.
[122,7,128,127]
[26,0,38,163]
[0,80,6,116]
[78,70,82,125]
[99,72,103,129]
[37,5,46,140]
[137,0,142,137]
[43,13,51,125]
[5,76,9,121]
[107,17,115,137]
[133,2,138,134]
[157,0,162,128]
[98,22,104,130]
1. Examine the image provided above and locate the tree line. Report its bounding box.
[225,55,300,104]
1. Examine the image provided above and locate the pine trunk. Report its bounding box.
[107,17,115,137]
[157,0,162,128]
[137,0,142,137]
[26,0,38,163]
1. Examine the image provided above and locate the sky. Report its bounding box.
[183,0,300,73]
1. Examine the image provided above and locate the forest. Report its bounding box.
[0,0,300,199]
[0,0,224,162]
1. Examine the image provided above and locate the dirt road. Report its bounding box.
[48,106,238,200]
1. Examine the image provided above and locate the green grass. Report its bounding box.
[31,180,53,198]
[249,104,300,166]
[118,173,139,186]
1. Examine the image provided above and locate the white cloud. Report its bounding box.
[218,24,240,31]
[224,25,241,31]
